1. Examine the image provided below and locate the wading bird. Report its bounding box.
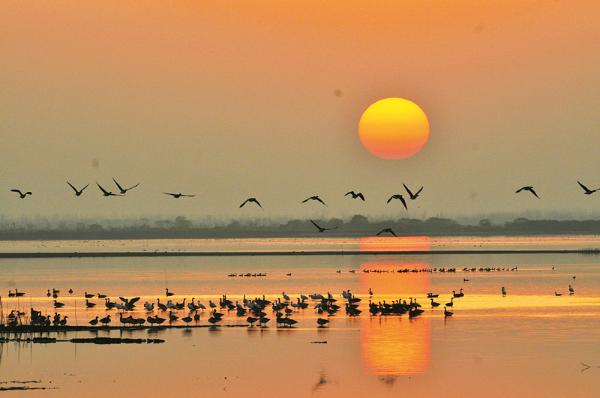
[376,228,398,237]
[10,189,32,199]
[344,191,365,201]
[97,183,122,197]
[163,192,195,198]
[67,181,88,196]
[113,178,140,194]
[310,220,337,233]
[239,197,262,208]
[577,180,598,195]
[515,186,539,198]
[386,194,407,209]
[403,184,423,200]
[302,195,327,206]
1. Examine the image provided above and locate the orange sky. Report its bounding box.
[2,1,600,220]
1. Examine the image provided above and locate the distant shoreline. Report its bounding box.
[0,249,598,258]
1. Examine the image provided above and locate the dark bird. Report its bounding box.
[113,178,140,194]
[10,189,32,199]
[386,194,407,209]
[302,195,327,206]
[97,183,122,197]
[376,228,398,237]
[239,197,262,208]
[344,191,365,201]
[577,180,599,195]
[403,184,423,200]
[310,220,337,233]
[67,181,88,196]
[515,186,539,199]
[163,192,195,198]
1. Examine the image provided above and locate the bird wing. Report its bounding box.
[301,197,310,203]
[529,188,540,198]
[66,181,78,193]
[389,229,398,237]
[376,229,384,236]
[119,296,129,303]
[414,186,424,197]
[97,183,109,194]
[239,199,249,208]
[357,193,365,201]
[400,196,407,209]
[253,199,263,208]
[81,184,89,192]
[577,180,591,193]
[315,197,327,206]
[112,178,125,192]
[344,191,353,197]
[515,187,525,193]
[182,194,195,197]
[10,189,23,195]
[127,183,140,191]
[310,220,321,230]
[129,297,140,304]
[386,196,393,203]
[163,192,176,197]
[403,184,414,197]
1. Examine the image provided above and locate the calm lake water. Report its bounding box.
[1,236,599,397]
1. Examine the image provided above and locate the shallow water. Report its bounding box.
[0,237,599,397]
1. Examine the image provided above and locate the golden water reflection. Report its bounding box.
[359,258,431,376]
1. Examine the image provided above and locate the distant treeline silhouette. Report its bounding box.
[1,215,600,240]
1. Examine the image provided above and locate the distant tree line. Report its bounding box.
[0,215,600,240]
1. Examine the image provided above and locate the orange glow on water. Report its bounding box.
[359,236,432,252]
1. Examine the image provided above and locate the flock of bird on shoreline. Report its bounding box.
[2,270,578,330]
[7,178,600,235]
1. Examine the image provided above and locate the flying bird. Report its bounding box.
[309,220,337,233]
[515,186,540,199]
[344,191,365,201]
[113,178,140,194]
[386,194,407,209]
[577,180,599,195]
[376,228,398,237]
[67,181,88,196]
[403,184,423,200]
[302,195,327,206]
[10,189,32,199]
[97,183,122,197]
[240,197,263,208]
[163,192,195,198]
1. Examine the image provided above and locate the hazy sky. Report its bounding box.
[2,1,600,222]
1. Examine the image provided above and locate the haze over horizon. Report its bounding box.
[2,1,600,221]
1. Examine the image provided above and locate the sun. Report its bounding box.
[358,98,430,160]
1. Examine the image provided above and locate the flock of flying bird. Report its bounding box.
[9,179,599,235]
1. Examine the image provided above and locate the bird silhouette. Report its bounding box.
[403,184,423,200]
[10,189,32,199]
[240,198,262,208]
[67,181,88,196]
[386,194,407,209]
[113,178,140,194]
[163,192,195,198]
[376,228,398,237]
[302,195,327,206]
[344,191,365,201]
[97,183,122,197]
[310,220,337,233]
[515,186,540,198]
[577,180,598,195]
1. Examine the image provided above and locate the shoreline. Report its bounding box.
[0,248,598,258]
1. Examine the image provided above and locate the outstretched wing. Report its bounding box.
[315,197,327,206]
[66,181,78,193]
[403,184,414,198]
[386,196,394,204]
[127,183,140,191]
[10,189,23,195]
[414,186,424,197]
[529,188,540,199]
[310,220,321,230]
[252,199,263,208]
[112,178,125,192]
[301,197,310,203]
[240,199,249,208]
[577,180,591,193]
[80,184,89,192]
[400,196,408,209]
[97,183,109,195]
[163,192,176,197]
[357,193,365,201]
[344,191,354,197]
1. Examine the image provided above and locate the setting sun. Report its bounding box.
[358,98,430,160]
